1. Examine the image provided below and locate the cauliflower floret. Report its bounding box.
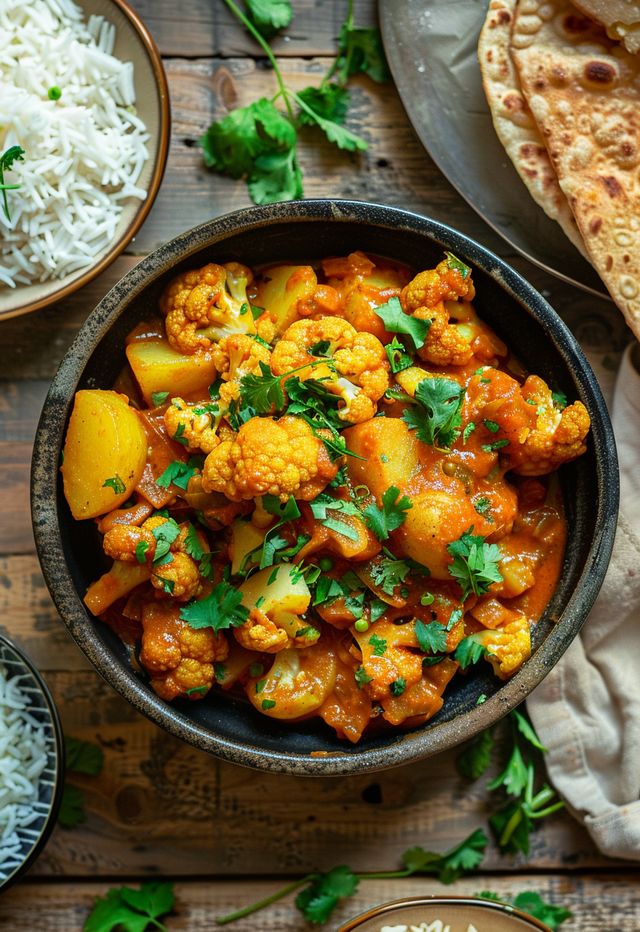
[164,397,221,453]
[151,551,202,601]
[159,261,255,354]
[211,333,272,407]
[506,375,590,476]
[103,524,157,563]
[401,258,476,366]
[234,607,292,653]
[466,613,531,679]
[353,618,425,701]
[202,415,338,502]
[271,316,389,423]
[140,601,228,701]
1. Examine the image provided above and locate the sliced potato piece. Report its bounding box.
[84,561,150,616]
[61,390,147,519]
[255,265,317,334]
[126,338,217,405]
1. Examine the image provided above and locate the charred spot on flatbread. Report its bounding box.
[583,60,617,86]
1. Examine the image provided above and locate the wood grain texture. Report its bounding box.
[130,0,376,58]
[2,874,639,930]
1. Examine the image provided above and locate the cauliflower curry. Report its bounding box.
[61,251,590,742]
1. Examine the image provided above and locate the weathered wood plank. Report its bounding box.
[0,653,609,877]
[130,0,376,59]
[2,874,640,930]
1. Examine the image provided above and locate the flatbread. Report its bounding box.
[478,0,588,256]
[511,0,640,338]
[572,0,640,55]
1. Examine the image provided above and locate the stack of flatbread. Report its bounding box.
[478,0,640,340]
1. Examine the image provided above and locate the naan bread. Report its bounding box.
[478,0,587,255]
[511,0,640,338]
[572,0,640,55]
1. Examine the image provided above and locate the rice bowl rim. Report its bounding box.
[0,0,171,323]
[0,634,65,892]
[339,895,553,931]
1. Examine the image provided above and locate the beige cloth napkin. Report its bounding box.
[527,344,640,861]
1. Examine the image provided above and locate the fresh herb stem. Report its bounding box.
[222,0,295,122]
[215,876,313,925]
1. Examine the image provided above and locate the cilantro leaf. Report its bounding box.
[368,634,387,656]
[447,529,503,601]
[335,23,390,84]
[456,729,494,781]
[487,742,530,797]
[295,866,359,925]
[102,475,126,495]
[200,97,295,178]
[180,581,249,632]
[65,737,104,776]
[294,90,367,152]
[355,666,373,688]
[454,635,488,670]
[551,389,567,410]
[183,523,205,561]
[512,708,547,753]
[248,146,303,203]
[482,438,510,453]
[58,783,86,829]
[263,494,301,522]
[474,497,492,520]
[135,541,149,564]
[368,553,428,596]
[150,391,169,406]
[297,84,350,126]
[0,144,25,221]
[402,378,465,449]
[150,518,181,563]
[463,422,476,443]
[415,619,448,654]
[402,828,488,884]
[239,360,285,413]
[363,486,412,540]
[244,0,292,36]
[84,881,174,932]
[385,335,414,373]
[512,892,572,930]
[156,458,199,491]
[373,296,429,350]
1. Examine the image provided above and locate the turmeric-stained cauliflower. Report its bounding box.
[353,618,424,701]
[103,523,157,563]
[211,333,272,407]
[140,601,228,701]
[151,551,202,601]
[202,415,338,502]
[159,261,255,354]
[401,258,476,367]
[465,613,532,679]
[506,375,591,476]
[164,397,221,453]
[271,316,389,423]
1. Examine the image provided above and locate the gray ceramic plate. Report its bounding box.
[380,0,608,298]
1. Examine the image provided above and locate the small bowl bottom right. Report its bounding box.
[339,896,553,932]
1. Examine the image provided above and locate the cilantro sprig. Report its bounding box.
[84,881,174,932]
[200,0,384,204]
[478,891,572,930]
[402,377,465,450]
[215,828,488,926]
[447,528,503,601]
[362,485,412,540]
[0,144,25,222]
[373,296,430,350]
[59,736,104,830]
[180,580,249,632]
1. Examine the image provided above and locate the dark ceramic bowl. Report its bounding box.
[0,635,64,890]
[31,200,618,775]
[339,895,554,931]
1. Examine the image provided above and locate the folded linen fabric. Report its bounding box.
[527,344,640,860]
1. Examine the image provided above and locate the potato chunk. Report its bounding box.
[344,418,420,498]
[61,390,147,519]
[255,265,317,335]
[126,338,217,405]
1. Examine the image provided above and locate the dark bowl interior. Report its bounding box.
[31,200,618,774]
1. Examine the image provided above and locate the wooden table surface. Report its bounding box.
[1,1,638,928]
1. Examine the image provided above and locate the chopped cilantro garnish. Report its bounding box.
[483,419,500,434]
[362,485,412,540]
[390,677,406,696]
[262,494,301,522]
[180,581,249,633]
[135,541,149,564]
[156,458,201,491]
[447,529,503,601]
[183,523,205,560]
[355,666,373,688]
[261,699,277,710]
[454,635,488,669]
[385,336,414,373]
[462,422,476,443]
[373,296,430,350]
[481,438,509,453]
[308,339,332,357]
[102,475,126,495]
[415,619,448,654]
[402,378,465,450]
[150,518,181,562]
[445,251,471,278]
[474,497,492,520]
[368,634,387,656]
[151,391,170,406]
[551,389,567,410]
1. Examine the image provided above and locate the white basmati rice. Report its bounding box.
[0,0,150,287]
[0,663,49,871]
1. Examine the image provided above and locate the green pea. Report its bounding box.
[318,556,333,572]
[354,619,369,633]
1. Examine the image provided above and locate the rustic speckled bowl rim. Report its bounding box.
[338,895,553,931]
[0,635,65,891]
[1,0,171,322]
[31,199,619,775]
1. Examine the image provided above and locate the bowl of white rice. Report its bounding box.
[339,897,554,932]
[0,0,170,320]
[0,635,63,891]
